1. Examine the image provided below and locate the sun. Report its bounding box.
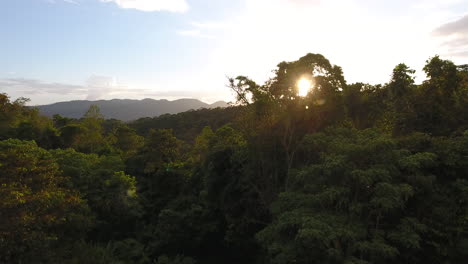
[297,78,312,97]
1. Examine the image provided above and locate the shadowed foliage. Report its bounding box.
[1,53,467,263]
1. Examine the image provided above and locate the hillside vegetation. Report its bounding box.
[1,53,468,264]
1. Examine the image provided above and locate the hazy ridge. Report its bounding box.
[35,98,228,121]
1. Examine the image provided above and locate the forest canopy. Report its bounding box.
[1,53,468,264]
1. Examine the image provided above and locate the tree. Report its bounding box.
[126,129,185,226]
[228,53,348,201]
[0,94,29,139]
[135,129,181,175]
[50,148,141,241]
[79,105,106,153]
[0,94,59,148]
[423,55,459,97]
[107,125,144,158]
[343,83,385,129]
[389,64,416,100]
[0,139,92,263]
[414,56,460,135]
[199,125,268,262]
[388,63,417,135]
[59,123,88,149]
[455,65,468,131]
[53,114,74,129]
[257,128,437,264]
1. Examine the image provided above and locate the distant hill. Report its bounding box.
[35,98,229,121]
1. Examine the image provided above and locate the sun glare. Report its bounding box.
[297,78,312,97]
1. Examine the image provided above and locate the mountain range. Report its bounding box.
[35,98,229,121]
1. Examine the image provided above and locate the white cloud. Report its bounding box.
[100,0,189,13]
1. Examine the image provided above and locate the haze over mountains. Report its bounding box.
[36,98,229,121]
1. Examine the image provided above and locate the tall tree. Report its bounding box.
[388,63,417,135]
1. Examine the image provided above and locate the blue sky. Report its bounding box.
[1,0,467,105]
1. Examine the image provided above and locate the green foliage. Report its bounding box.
[147,197,222,260]
[59,123,88,148]
[257,128,468,264]
[258,129,422,263]
[0,94,30,138]
[62,241,127,264]
[60,239,149,264]
[343,83,385,129]
[154,255,196,264]
[134,128,182,174]
[106,124,144,158]
[50,148,141,241]
[53,114,74,128]
[130,107,241,142]
[0,139,92,263]
[57,105,113,153]
[0,94,60,148]
[1,52,468,263]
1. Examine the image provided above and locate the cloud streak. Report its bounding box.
[433,15,468,58]
[0,78,87,95]
[0,76,224,105]
[100,0,189,13]
[433,15,468,36]
[177,20,230,39]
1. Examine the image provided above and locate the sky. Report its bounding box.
[0,0,467,105]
